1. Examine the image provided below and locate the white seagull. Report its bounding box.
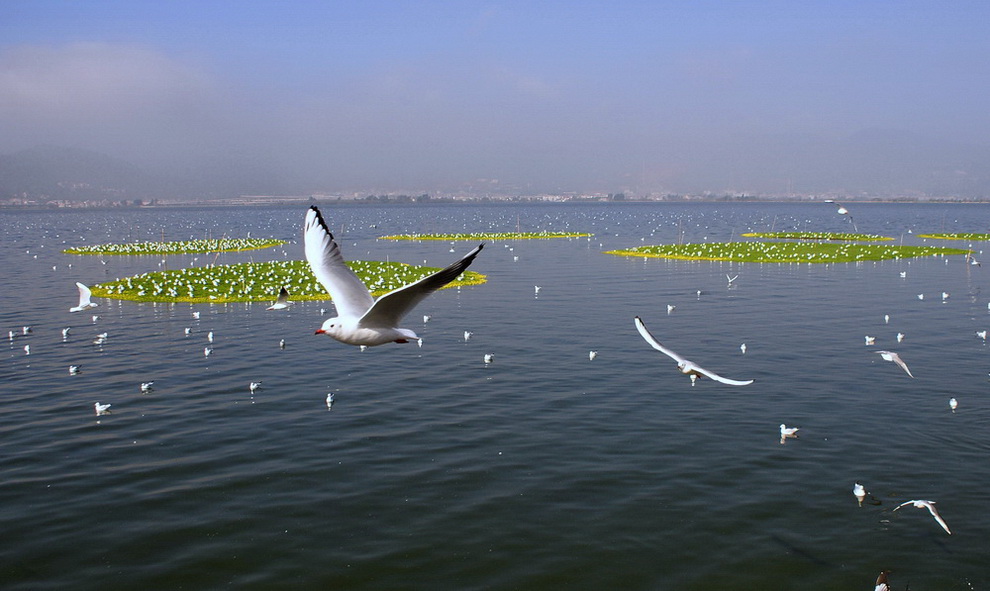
[250,381,262,393]
[634,316,754,386]
[94,402,112,416]
[876,351,915,378]
[70,282,98,312]
[589,350,598,361]
[266,286,291,310]
[853,482,867,506]
[304,206,483,346]
[140,381,154,393]
[949,397,958,412]
[779,424,799,443]
[893,500,951,534]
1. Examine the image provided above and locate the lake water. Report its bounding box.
[2,202,989,590]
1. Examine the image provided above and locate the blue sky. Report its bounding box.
[3,1,989,194]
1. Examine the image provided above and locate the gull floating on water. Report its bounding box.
[305,206,483,346]
[779,424,799,444]
[589,350,598,361]
[854,482,867,506]
[250,381,262,393]
[978,330,987,342]
[192,311,201,320]
[896,332,905,343]
[204,346,212,357]
[266,286,291,310]
[69,365,79,375]
[70,282,98,313]
[634,316,754,386]
[94,402,112,416]
[484,353,495,364]
[739,343,747,354]
[893,500,951,534]
[140,381,154,393]
[326,392,334,410]
[865,335,876,346]
[279,338,286,349]
[464,330,473,342]
[874,570,891,591]
[876,350,914,378]
[666,304,675,315]
[949,397,958,412]
[62,327,71,339]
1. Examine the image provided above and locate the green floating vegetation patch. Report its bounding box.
[63,238,285,256]
[741,231,893,241]
[380,231,592,241]
[91,260,487,303]
[605,242,969,263]
[917,233,990,241]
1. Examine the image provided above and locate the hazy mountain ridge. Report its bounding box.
[3,130,990,201]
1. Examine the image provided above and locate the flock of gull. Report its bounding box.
[11,202,980,588]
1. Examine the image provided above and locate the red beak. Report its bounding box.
[314,329,325,334]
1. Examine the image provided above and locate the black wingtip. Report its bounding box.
[307,205,333,237]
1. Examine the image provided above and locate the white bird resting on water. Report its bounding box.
[266,286,291,310]
[633,316,754,386]
[779,424,799,444]
[94,402,111,416]
[875,350,915,378]
[70,282,98,312]
[304,206,483,347]
[893,499,951,534]
[140,381,154,393]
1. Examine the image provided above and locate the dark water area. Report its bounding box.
[2,202,989,589]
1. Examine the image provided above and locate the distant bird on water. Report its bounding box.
[304,206,483,347]
[70,282,98,313]
[949,397,958,412]
[779,424,799,444]
[634,316,754,386]
[94,402,112,416]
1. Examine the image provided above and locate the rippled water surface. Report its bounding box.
[3,202,990,590]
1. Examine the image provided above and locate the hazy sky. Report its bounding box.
[3,1,989,194]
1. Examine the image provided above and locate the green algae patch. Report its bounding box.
[380,232,591,241]
[917,233,990,241]
[605,242,969,263]
[63,238,285,256]
[740,231,893,241]
[91,260,487,303]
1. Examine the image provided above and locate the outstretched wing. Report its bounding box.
[634,316,688,364]
[76,282,93,306]
[360,244,483,328]
[690,363,755,386]
[275,286,289,305]
[304,206,374,318]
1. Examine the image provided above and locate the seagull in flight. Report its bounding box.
[893,500,951,534]
[266,286,291,310]
[304,206,483,346]
[876,350,915,378]
[634,316,754,386]
[70,282,98,313]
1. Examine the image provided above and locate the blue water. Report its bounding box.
[2,202,989,589]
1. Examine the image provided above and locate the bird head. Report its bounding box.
[315,317,342,337]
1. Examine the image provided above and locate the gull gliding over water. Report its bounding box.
[634,316,754,386]
[304,206,483,347]
[70,282,98,313]
[876,351,915,378]
[266,286,291,310]
[893,500,951,534]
